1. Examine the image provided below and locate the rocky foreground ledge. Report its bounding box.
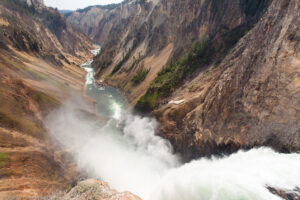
[50,179,141,200]
[48,179,300,200]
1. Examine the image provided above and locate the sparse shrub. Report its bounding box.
[151,39,208,91]
[132,64,149,85]
[136,38,209,111]
[111,49,132,75]
[238,0,271,19]
[0,152,8,167]
[136,90,159,111]
[136,0,146,5]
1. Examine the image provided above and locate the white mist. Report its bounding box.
[46,99,300,200]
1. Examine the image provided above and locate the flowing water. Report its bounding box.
[80,59,126,118]
[46,47,300,200]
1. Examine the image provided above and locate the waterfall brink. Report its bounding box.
[46,47,300,200]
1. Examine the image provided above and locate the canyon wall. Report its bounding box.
[68,0,271,103]
[0,0,94,198]
[0,0,93,66]
[67,0,300,159]
[154,0,300,159]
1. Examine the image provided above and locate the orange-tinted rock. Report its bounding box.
[53,179,141,200]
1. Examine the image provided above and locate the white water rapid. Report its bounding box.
[46,47,300,200]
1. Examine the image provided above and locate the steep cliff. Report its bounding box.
[0,0,93,66]
[0,0,94,198]
[66,3,120,42]
[153,0,300,159]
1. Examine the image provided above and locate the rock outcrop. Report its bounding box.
[23,0,44,8]
[50,179,141,200]
[269,187,300,200]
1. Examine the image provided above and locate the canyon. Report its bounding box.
[67,0,300,159]
[0,0,299,199]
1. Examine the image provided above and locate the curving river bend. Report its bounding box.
[46,47,300,200]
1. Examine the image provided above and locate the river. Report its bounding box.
[46,47,300,200]
[80,59,126,119]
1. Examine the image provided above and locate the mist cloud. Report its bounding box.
[46,96,300,200]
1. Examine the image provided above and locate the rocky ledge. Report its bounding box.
[269,187,300,200]
[50,179,141,200]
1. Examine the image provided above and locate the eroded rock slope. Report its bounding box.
[154,0,300,159]
[0,0,95,198]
